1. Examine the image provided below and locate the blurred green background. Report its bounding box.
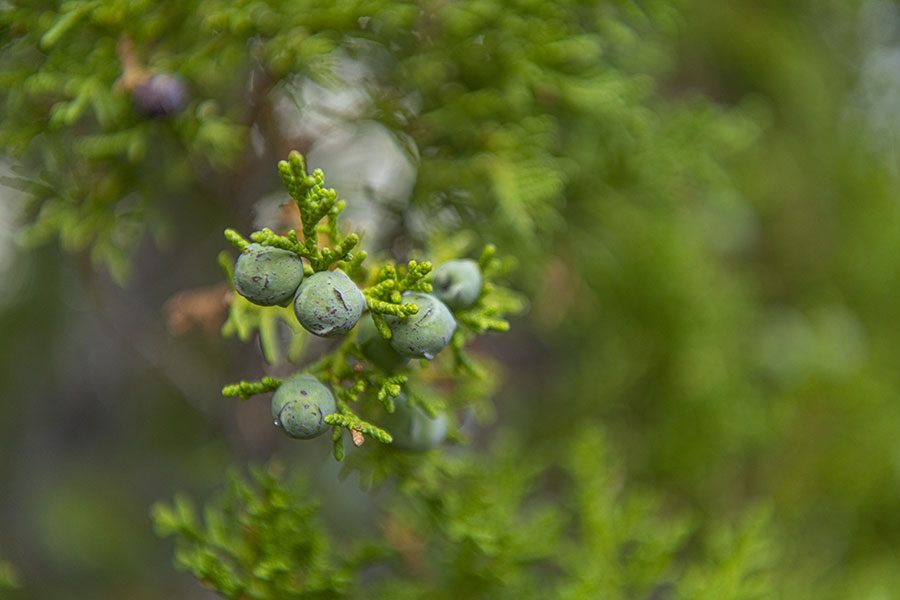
[3,0,900,597]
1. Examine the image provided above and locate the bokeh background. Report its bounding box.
[3,0,900,597]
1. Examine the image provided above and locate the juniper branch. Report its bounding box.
[398,260,433,292]
[325,413,393,444]
[370,312,392,339]
[336,250,367,278]
[332,427,345,461]
[249,228,308,257]
[325,390,393,447]
[224,228,249,251]
[320,232,359,270]
[457,312,511,334]
[222,376,283,400]
[363,278,397,298]
[377,375,408,412]
[277,151,315,201]
[366,296,419,317]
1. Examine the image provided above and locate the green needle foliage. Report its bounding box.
[5,1,898,599]
[152,466,354,599]
[153,431,777,599]
[221,376,283,401]
[0,0,724,282]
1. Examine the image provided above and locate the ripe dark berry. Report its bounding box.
[293,270,367,337]
[380,394,447,452]
[132,73,189,118]
[233,243,305,306]
[384,292,456,359]
[271,375,336,439]
[432,259,482,309]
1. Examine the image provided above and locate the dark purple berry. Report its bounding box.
[132,73,189,118]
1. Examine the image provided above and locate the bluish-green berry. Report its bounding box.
[358,317,409,371]
[380,394,447,452]
[271,375,336,439]
[385,292,456,359]
[432,259,482,309]
[293,270,367,337]
[233,243,305,306]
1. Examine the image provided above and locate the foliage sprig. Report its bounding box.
[152,466,352,599]
[222,376,283,401]
[361,260,435,322]
[218,151,522,463]
[153,432,777,599]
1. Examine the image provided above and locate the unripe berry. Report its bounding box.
[432,259,482,309]
[385,292,456,359]
[233,243,305,306]
[293,270,367,337]
[380,394,447,452]
[357,316,409,371]
[271,375,336,439]
[132,73,189,118]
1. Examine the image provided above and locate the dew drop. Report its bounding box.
[274,418,281,428]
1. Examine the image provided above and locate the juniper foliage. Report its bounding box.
[3,0,899,599]
[153,432,775,599]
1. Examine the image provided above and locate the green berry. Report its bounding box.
[432,259,482,309]
[271,375,336,439]
[358,317,410,371]
[380,394,447,452]
[385,292,456,359]
[293,270,367,337]
[233,243,304,306]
